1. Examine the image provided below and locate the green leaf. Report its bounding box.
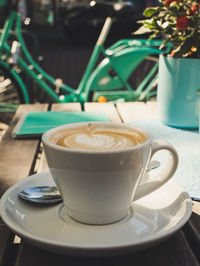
[136,19,153,25]
[143,7,163,17]
[133,25,152,35]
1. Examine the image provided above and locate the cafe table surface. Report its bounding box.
[0,102,200,266]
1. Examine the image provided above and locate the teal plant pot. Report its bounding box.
[157,54,200,128]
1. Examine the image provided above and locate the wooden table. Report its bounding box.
[0,102,200,266]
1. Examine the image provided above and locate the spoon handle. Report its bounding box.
[19,186,62,205]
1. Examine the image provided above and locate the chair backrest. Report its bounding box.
[87,45,161,91]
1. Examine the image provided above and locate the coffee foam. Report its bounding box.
[52,124,146,151]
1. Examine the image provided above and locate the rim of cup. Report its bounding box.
[42,121,153,154]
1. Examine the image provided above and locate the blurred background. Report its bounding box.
[0,0,157,89]
[26,0,157,43]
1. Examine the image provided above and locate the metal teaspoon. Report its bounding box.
[19,186,62,204]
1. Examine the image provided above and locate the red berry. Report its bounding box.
[176,15,190,31]
[190,5,197,15]
[190,4,200,15]
[165,0,179,6]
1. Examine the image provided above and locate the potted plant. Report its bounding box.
[135,0,200,128]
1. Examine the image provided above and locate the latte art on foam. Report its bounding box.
[59,132,138,150]
[55,124,146,151]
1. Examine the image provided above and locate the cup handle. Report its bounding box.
[133,140,179,201]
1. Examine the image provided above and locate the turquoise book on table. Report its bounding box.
[12,111,110,139]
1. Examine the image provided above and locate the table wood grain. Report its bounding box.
[0,104,48,197]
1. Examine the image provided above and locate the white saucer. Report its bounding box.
[0,171,192,257]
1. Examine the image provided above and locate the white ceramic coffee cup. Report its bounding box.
[42,122,178,225]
